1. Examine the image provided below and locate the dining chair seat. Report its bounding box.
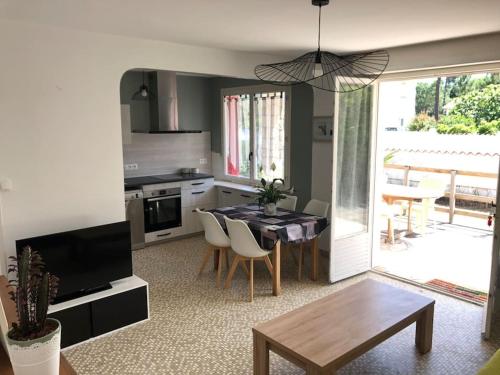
[224,217,273,302]
[196,209,231,287]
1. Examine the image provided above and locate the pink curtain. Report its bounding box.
[225,96,240,176]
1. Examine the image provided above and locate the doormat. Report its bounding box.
[425,279,487,304]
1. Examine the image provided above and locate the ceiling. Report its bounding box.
[1,0,499,55]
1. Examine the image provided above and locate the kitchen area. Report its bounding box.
[121,69,260,249]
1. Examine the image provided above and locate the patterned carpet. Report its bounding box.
[65,235,500,374]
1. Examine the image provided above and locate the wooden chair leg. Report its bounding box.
[225,249,230,270]
[263,256,273,276]
[249,258,254,302]
[240,259,251,279]
[216,249,224,287]
[298,243,304,281]
[198,246,213,275]
[224,255,240,289]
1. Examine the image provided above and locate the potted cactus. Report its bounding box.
[6,246,60,375]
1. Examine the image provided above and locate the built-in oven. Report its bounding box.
[143,187,182,238]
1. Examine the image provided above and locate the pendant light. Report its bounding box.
[132,70,152,100]
[255,0,389,92]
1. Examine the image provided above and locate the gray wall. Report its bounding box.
[208,77,313,209]
[120,71,212,132]
[177,75,212,131]
[289,84,314,210]
[120,71,151,132]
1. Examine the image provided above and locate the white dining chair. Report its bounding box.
[196,209,231,287]
[277,194,298,211]
[224,217,273,302]
[296,199,330,280]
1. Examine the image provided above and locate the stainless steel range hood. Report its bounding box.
[139,71,201,134]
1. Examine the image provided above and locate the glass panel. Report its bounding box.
[224,94,251,178]
[253,91,286,181]
[335,85,373,238]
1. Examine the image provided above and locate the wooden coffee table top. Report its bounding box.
[253,279,435,369]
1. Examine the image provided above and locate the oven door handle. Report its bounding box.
[146,195,181,202]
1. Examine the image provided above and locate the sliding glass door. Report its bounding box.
[330,83,377,283]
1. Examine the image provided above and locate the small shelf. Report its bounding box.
[48,275,148,314]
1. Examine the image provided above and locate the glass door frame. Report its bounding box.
[329,77,379,283]
[370,61,500,269]
[372,62,500,338]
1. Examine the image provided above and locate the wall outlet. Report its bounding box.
[199,158,208,165]
[124,163,138,171]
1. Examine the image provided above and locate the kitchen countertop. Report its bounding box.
[125,173,213,190]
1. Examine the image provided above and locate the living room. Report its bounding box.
[1,1,500,374]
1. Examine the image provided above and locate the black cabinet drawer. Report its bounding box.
[49,304,92,348]
[91,286,148,336]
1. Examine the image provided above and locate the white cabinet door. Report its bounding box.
[218,188,236,206]
[218,187,257,206]
[183,203,216,234]
[181,178,214,190]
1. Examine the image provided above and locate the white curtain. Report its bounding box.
[335,86,373,236]
[253,92,286,180]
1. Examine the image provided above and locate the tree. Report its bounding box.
[450,84,500,124]
[434,77,441,121]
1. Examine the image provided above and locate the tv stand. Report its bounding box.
[48,275,149,348]
[53,283,113,304]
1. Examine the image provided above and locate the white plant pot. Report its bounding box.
[7,319,61,375]
[264,203,277,216]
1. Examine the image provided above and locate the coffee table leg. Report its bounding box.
[310,237,319,281]
[415,304,434,354]
[272,240,281,296]
[253,332,269,375]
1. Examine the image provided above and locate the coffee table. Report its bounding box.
[253,279,435,374]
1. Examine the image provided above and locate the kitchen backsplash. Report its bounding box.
[123,132,212,178]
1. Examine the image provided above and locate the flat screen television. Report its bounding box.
[16,221,133,304]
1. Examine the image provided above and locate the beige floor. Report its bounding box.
[375,211,494,293]
[65,235,500,374]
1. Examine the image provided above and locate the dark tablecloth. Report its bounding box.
[209,204,328,250]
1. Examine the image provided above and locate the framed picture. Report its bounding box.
[313,116,333,141]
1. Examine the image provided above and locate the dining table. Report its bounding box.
[209,204,329,296]
[382,184,443,243]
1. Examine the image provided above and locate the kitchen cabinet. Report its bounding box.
[217,186,257,207]
[182,178,216,235]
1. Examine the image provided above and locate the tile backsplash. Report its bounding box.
[123,132,212,178]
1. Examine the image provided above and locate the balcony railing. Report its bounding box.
[384,163,498,223]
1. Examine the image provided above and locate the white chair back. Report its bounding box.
[277,194,298,211]
[303,199,330,217]
[224,217,270,258]
[196,209,230,248]
[418,176,447,195]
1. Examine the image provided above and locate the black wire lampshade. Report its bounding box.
[255,0,389,93]
[132,70,153,100]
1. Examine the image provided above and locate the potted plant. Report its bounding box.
[6,246,60,375]
[256,178,288,216]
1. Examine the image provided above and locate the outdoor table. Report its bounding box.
[382,184,442,243]
[209,204,329,295]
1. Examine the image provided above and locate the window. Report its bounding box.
[222,85,290,184]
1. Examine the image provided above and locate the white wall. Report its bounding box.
[386,32,500,73]
[0,20,280,273]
